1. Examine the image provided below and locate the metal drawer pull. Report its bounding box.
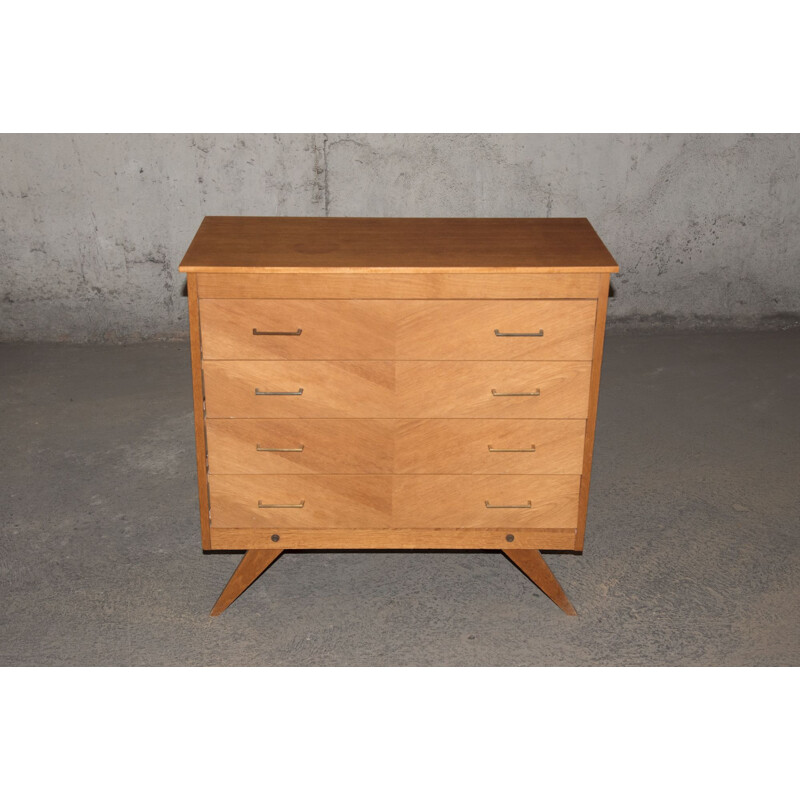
[255,387,304,396]
[494,328,544,337]
[253,328,302,336]
[256,444,305,452]
[485,500,532,509]
[491,388,540,397]
[258,500,305,509]
[488,444,536,453]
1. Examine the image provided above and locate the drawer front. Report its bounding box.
[210,474,391,528]
[206,418,585,475]
[393,475,580,528]
[203,360,396,418]
[203,361,591,419]
[211,474,578,529]
[206,419,394,474]
[396,299,595,360]
[199,299,596,361]
[394,419,586,474]
[199,299,394,360]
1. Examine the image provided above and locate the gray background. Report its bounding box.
[1,133,798,342]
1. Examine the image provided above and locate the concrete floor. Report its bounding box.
[1,330,798,666]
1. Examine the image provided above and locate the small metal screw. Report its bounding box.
[271,534,280,542]
[506,534,515,543]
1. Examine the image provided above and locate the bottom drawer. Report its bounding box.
[393,475,580,529]
[209,474,579,530]
[210,475,391,528]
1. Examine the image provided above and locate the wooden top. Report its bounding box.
[178,216,619,274]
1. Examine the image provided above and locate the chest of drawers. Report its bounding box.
[179,217,618,616]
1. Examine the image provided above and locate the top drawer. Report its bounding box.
[199,299,596,361]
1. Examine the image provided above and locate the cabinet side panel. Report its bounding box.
[187,273,212,550]
[575,273,610,551]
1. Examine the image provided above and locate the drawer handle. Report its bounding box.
[258,500,305,509]
[491,388,540,397]
[256,444,305,452]
[494,328,544,337]
[253,328,302,336]
[255,387,304,396]
[488,444,536,452]
[485,500,532,509]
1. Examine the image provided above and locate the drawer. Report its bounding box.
[396,300,595,360]
[393,475,580,528]
[199,299,394,360]
[394,419,586,474]
[199,299,596,361]
[209,474,391,528]
[210,474,579,529]
[202,361,591,419]
[203,360,395,418]
[206,419,394,474]
[206,418,585,475]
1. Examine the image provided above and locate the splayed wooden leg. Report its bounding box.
[210,549,284,616]
[503,549,577,616]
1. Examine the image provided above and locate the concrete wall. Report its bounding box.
[1,133,798,341]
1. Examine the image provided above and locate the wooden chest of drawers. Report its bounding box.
[179,217,618,616]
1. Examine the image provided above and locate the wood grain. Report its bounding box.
[199,299,394,360]
[504,549,578,615]
[396,300,594,361]
[206,418,585,475]
[179,217,619,272]
[210,549,283,616]
[202,360,592,419]
[202,360,396,419]
[402,361,593,419]
[209,474,392,529]
[393,475,580,528]
[393,419,586,475]
[199,299,596,361]
[187,274,211,550]
[206,419,395,474]
[181,216,617,608]
[209,528,579,551]
[209,473,579,530]
[196,273,606,299]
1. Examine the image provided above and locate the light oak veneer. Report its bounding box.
[209,474,579,530]
[199,299,596,361]
[196,272,607,299]
[180,216,618,616]
[205,418,586,475]
[202,360,592,419]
